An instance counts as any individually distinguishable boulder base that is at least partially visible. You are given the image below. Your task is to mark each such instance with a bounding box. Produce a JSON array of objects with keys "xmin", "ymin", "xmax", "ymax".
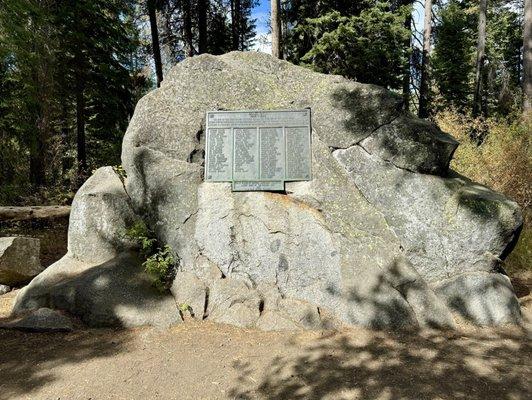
[{"xmin": 0, "ymin": 308, "xmax": 73, "ymax": 332}]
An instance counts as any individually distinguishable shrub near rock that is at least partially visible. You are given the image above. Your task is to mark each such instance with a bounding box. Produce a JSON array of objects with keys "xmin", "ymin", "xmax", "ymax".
[{"xmin": 13, "ymin": 52, "xmax": 523, "ymax": 330}]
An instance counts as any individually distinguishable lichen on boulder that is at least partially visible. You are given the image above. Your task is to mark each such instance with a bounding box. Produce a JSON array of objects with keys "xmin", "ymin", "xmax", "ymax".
[{"xmin": 13, "ymin": 52, "xmax": 523, "ymax": 329}]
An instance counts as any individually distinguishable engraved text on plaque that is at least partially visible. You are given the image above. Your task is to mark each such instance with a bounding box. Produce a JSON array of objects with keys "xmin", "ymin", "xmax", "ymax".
[{"xmin": 205, "ymin": 109, "xmax": 312, "ymax": 191}]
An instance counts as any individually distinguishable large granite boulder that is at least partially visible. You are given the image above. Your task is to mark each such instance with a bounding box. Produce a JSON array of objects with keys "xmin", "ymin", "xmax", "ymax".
[
  {"xmin": 14, "ymin": 52, "xmax": 523, "ymax": 329},
  {"xmin": 0, "ymin": 237, "xmax": 43, "ymax": 286},
  {"xmin": 13, "ymin": 167, "xmax": 180, "ymax": 328}
]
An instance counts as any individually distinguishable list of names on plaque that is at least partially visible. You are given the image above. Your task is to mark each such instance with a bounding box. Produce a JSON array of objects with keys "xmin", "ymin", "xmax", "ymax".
[
  {"xmin": 206, "ymin": 128, "xmax": 232, "ymax": 181},
  {"xmin": 286, "ymin": 126, "xmax": 311, "ymax": 181},
  {"xmin": 259, "ymin": 127, "xmax": 284, "ymax": 180},
  {"xmin": 233, "ymin": 128, "xmax": 258, "ymax": 180},
  {"xmin": 205, "ymin": 109, "xmax": 312, "ymax": 190}
]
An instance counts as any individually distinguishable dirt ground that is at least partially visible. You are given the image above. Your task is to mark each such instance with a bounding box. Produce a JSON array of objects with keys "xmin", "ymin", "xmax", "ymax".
[{"xmin": 0, "ymin": 290, "xmax": 531, "ymax": 400}]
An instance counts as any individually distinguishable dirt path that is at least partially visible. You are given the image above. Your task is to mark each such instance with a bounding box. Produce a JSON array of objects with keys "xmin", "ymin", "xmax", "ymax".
[
  {"xmin": 0, "ymin": 322, "xmax": 530, "ymax": 400},
  {"xmin": 1, "ymin": 290, "xmax": 531, "ymax": 400}
]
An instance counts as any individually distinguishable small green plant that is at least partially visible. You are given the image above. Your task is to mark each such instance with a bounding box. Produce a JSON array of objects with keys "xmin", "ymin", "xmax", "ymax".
[
  {"xmin": 143, "ymin": 245, "xmax": 177, "ymax": 292},
  {"xmin": 125, "ymin": 220, "xmax": 156, "ymax": 256},
  {"xmin": 112, "ymin": 164, "xmax": 127, "ymax": 180},
  {"xmin": 125, "ymin": 220, "xmax": 178, "ymax": 291},
  {"xmin": 112, "ymin": 165, "xmax": 131, "ymax": 202}
]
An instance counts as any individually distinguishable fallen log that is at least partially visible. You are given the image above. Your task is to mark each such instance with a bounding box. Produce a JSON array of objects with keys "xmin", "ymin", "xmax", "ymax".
[{"xmin": 0, "ymin": 206, "xmax": 71, "ymax": 222}]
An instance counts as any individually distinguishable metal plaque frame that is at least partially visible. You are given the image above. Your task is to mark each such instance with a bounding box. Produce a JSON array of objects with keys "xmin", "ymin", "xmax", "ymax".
[{"xmin": 204, "ymin": 109, "xmax": 312, "ymax": 191}]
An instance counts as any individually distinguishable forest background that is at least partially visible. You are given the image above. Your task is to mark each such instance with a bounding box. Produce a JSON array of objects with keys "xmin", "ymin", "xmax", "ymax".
[{"xmin": 0, "ymin": 0, "xmax": 530, "ymax": 274}]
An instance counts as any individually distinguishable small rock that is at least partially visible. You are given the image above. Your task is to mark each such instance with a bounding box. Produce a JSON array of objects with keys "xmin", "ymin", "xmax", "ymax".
[
  {"xmin": 434, "ymin": 272, "xmax": 521, "ymax": 325},
  {"xmin": 207, "ymin": 278, "xmax": 261, "ymax": 327},
  {"xmin": 171, "ymin": 271, "xmax": 206, "ymax": 319},
  {"xmin": 277, "ymin": 298, "xmax": 321, "ymax": 329},
  {"xmin": 0, "ymin": 237, "xmax": 43, "ymax": 286},
  {"xmin": 0, "ymin": 284, "xmax": 11, "ymax": 295},
  {"xmin": 0, "ymin": 308, "xmax": 73, "ymax": 332}
]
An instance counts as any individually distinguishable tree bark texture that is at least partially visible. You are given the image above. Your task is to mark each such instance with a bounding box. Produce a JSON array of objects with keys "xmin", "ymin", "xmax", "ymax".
[
  {"xmin": 524, "ymin": 0, "xmax": 532, "ymax": 111},
  {"xmin": 198, "ymin": 0, "xmax": 208, "ymax": 54},
  {"xmin": 148, "ymin": 0, "xmax": 164, "ymax": 86},
  {"xmin": 418, "ymin": 0, "xmax": 433, "ymax": 118},
  {"xmin": 473, "ymin": 0, "xmax": 487, "ymax": 117},
  {"xmin": 271, "ymin": 0, "xmax": 283, "ymax": 58}
]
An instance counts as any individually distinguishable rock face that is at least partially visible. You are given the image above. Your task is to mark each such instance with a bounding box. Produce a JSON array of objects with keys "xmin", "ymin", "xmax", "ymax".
[
  {"xmin": 0, "ymin": 237, "xmax": 42, "ymax": 286},
  {"xmin": 13, "ymin": 168, "xmax": 180, "ymax": 328},
  {"xmin": 14, "ymin": 52, "xmax": 523, "ymax": 329}
]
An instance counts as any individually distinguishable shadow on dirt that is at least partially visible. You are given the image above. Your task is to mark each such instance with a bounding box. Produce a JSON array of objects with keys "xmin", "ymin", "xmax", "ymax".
[
  {"xmin": 230, "ymin": 327, "xmax": 531, "ymax": 400},
  {"xmin": 0, "ymin": 328, "xmax": 131, "ymax": 400}
]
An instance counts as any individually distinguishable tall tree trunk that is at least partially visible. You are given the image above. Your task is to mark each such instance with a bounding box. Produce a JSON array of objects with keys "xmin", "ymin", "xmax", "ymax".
[
  {"xmin": 402, "ymin": 0, "xmax": 413, "ymax": 111},
  {"xmin": 271, "ymin": 0, "xmax": 282, "ymax": 58},
  {"xmin": 148, "ymin": 0, "xmax": 163, "ymax": 87},
  {"xmin": 29, "ymin": 24, "xmax": 53, "ymax": 187},
  {"xmin": 524, "ymin": 0, "xmax": 532, "ymax": 112},
  {"xmin": 183, "ymin": 0, "xmax": 194, "ymax": 57},
  {"xmin": 60, "ymin": 100, "xmax": 70, "ymax": 177},
  {"xmin": 231, "ymin": 0, "xmax": 240, "ymax": 50},
  {"xmin": 29, "ymin": 107, "xmax": 47, "ymax": 187},
  {"xmin": 418, "ymin": 0, "xmax": 432, "ymax": 118},
  {"xmin": 473, "ymin": 0, "xmax": 487, "ymax": 117},
  {"xmin": 198, "ymin": 0, "xmax": 208, "ymax": 54},
  {"xmin": 75, "ymin": 68, "xmax": 86, "ymax": 181}
]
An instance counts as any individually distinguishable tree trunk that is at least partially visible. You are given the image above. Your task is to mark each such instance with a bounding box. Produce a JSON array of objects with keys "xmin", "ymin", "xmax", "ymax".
[
  {"xmin": 148, "ymin": 0, "xmax": 163, "ymax": 87},
  {"xmin": 271, "ymin": 0, "xmax": 282, "ymax": 58},
  {"xmin": 524, "ymin": 0, "xmax": 532, "ymax": 111},
  {"xmin": 183, "ymin": 0, "xmax": 194, "ymax": 57},
  {"xmin": 29, "ymin": 124, "xmax": 46, "ymax": 187},
  {"xmin": 231, "ymin": 0, "xmax": 240, "ymax": 50},
  {"xmin": 75, "ymin": 68, "xmax": 86, "ymax": 180},
  {"xmin": 29, "ymin": 34, "xmax": 52, "ymax": 187},
  {"xmin": 402, "ymin": 0, "xmax": 413, "ymax": 111},
  {"xmin": 0, "ymin": 206, "xmax": 71, "ymax": 222},
  {"xmin": 29, "ymin": 72, "xmax": 48, "ymax": 187},
  {"xmin": 418, "ymin": 0, "xmax": 432, "ymax": 118},
  {"xmin": 473, "ymin": 0, "xmax": 487, "ymax": 117},
  {"xmin": 198, "ymin": 0, "xmax": 208, "ymax": 54}
]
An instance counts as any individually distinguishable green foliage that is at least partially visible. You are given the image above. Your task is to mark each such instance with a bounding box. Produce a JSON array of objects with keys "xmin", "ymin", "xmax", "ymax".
[
  {"xmin": 437, "ymin": 111, "xmax": 531, "ymax": 274},
  {"xmin": 143, "ymin": 245, "xmax": 177, "ymax": 292},
  {"xmin": 284, "ymin": 1, "xmax": 410, "ymax": 90},
  {"xmin": 159, "ymin": 0, "xmax": 258, "ymax": 58},
  {"xmin": 205, "ymin": 0, "xmax": 233, "ymax": 54},
  {"xmin": 485, "ymin": 0, "xmax": 524, "ymax": 115},
  {"xmin": 0, "ymin": 0, "xmax": 150, "ymax": 201},
  {"xmin": 125, "ymin": 220, "xmax": 178, "ymax": 291},
  {"xmin": 112, "ymin": 164, "xmax": 127, "ymax": 178},
  {"xmin": 432, "ymin": 0, "xmax": 476, "ymax": 112},
  {"xmin": 432, "ymin": 0, "xmax": 524, "ymax": 116}
]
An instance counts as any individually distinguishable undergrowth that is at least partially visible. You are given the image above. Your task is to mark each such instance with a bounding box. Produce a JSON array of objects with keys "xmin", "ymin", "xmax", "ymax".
[
  {"xmin": 125, "ymin": 219, "xmax": 178, "ymax": 291},
  {"xmin": 436, "ymin": 111, "xmax": 531, "ymax": 275}
]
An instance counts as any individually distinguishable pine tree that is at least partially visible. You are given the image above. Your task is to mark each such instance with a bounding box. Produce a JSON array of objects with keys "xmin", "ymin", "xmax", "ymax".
[
  {"xmin": 432, "ymin": 0, "xmax": 476, "ymax": 112},
  {"xmin": 283, "ymin": 2, "xmax": 410, "ymax": 90},
  {"xmin": 148, "ymin": 0, "xmax": 164, "ymax": 86},
  {"xmin": 0, "ymin": 0, "xmax": 57, "ymax": 187}
]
